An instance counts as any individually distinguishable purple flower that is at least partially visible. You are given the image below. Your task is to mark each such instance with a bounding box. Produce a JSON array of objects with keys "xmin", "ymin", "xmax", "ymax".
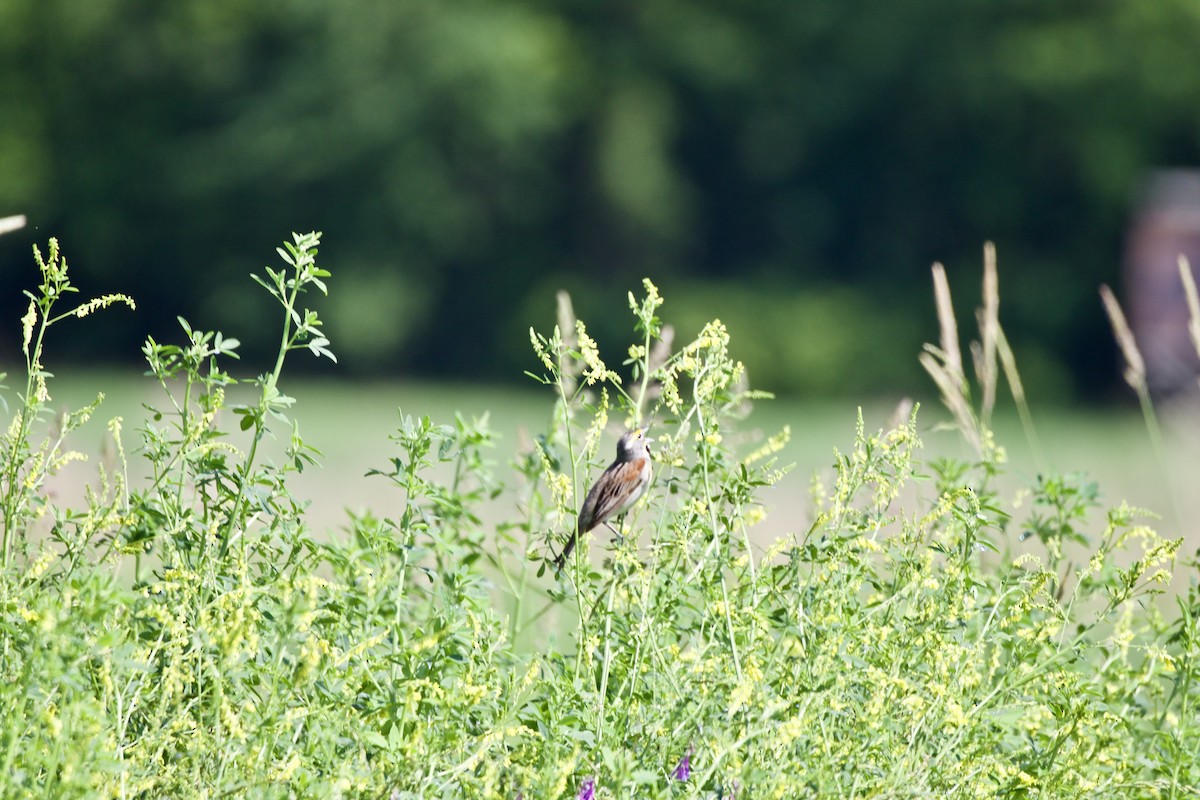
[
  {"xmin": 576, "ymin": 777, "xmax": 596, "ymax": 800},
  {"xmin": 671, "ymin": 746, "xmax": 694, "ymax": 781}
]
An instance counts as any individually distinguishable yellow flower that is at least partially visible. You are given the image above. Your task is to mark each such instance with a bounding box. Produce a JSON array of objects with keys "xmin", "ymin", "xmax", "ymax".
[
  {"xmin": 73, "ymin": 293, "xmax": 135, "ymax": 318},
  {"xmin": 728, "ymin": 680, "xmax": 753, "ymax": 717},
  {"xmin": 21, "ymin": 299, "xmax": 36, "ymax": 356},
  {"xmin": 779, "ymin": 716, "xmax": 804, "ymax": 745}
]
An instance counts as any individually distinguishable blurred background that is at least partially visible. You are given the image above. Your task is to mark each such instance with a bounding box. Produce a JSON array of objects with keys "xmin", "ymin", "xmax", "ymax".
[
  {"xmin": 3, "ymin": 1, "xmax": 1200, "ymax": 537},
  {"xmin": 5, "ymin": 0, "xmax": 1200, "ymax": 397}
]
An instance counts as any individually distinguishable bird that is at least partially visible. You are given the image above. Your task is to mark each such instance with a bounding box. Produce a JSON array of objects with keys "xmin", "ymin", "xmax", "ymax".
[{"xmin": 555, "ymin": 428, "xmax": 653, "ymax": 573}]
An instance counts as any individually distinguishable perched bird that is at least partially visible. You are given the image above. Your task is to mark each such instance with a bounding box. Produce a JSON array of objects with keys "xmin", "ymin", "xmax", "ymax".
[{"xmin": 555, "ymin": 428, "xmax": 653, "ymax": 572}]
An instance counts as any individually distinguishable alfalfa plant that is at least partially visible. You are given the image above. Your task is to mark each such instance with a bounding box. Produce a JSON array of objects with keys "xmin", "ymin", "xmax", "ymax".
[
  {"xmin": 0, "ymin": 237, "xmax": 134, "ymax": 570},
  {"xmin": 133, "ymin": 230, "xmax": 333, "ymax": 573}
]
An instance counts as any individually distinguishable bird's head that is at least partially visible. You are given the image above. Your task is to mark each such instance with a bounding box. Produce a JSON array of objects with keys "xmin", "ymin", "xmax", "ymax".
[{"xmin": 617, "ymin": 427, "xmax": 653, "ymax": 459}]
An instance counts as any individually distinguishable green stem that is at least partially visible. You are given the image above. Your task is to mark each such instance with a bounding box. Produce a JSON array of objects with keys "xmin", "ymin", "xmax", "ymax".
[
  {"xmin": 178, "ymin": 370, "xmax": 197, "ymax": 567},
  {"xmin": 1134, "ymin": 383, "xmax": 1181, "ymax": 529},
  {"xmin": 1, "ymin": 312, "xmax": 51, "ymax": 566},
  {"xmin": 694, "ymin": 366, "xmax": 743, "ymax": 684},
  {"xmin": 552, "ymin": 350, "xmax": 588, "ymax": 677},
  {"xmin": 508, "ymin": 472, "xmax": 543, "ymax": 643},
  {"xmin": 0, "ymin": 400, "xmax": 31, "ymax": 565},
  {"xmin": 220, "ymin": 272, "xmax": 296, "ymax": 560},
  {"xmin": 595, "ymin": 571, "xmax": 619, "ymax": 743}
]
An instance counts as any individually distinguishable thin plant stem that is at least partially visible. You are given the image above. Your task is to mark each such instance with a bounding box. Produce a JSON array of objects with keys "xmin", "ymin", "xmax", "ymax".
[{"xmin": 594, "ymin": 571, "xmax": 619, "ymax": 743}]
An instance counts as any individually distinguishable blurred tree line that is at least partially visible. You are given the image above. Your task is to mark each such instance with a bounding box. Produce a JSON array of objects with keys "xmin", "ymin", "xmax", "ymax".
[{"xmin": 2, "ymin": 0, "xmax": 1199, "ymax": 399}]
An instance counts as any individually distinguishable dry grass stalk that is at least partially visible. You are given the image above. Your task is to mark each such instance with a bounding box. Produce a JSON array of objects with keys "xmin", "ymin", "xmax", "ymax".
[
  {"xmin": 994, "ymin": 324, "xmax": 1044, "ymax": 468},
  {"xmin": 932, "ymin": 263, "xmax": 964, "ymax": 379},
  {"xmin": 922, "ymin": 263, "xmax": 981, "ymax": 454},
  {"xmin": 1179, "ymin": 255, "xmax": 1200, "ymax": 367},
  {"xmin": 648, "ymin": 324, "xmax": 675, "ymax": 375},
  {"xmin": 920, "ymin": 348, "xmax": 981, "ymax": 454},
  {"xmin": 886, "ymin": 396, "xmax": 915, "ymax": 431},
  {"xmin": 1099, "ymin": 283, "xmax": 1172, "ymax": 522},
  {"xmin": 977, "ymin": 241, "xmax": 1000, "ymax": 425},
  {"xmin": 556, "ymin": 290, "xmax": 580, "ymax": 393},
  {"xmin": 641, "ymin": 324, "xmax": 675, "ymax": 405},
  {"xmin": 1099, "ymin": 284, "xmax": 1146, "ymax": 392}
]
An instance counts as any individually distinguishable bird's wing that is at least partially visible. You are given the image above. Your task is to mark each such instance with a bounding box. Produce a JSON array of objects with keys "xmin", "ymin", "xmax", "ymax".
[{"xmin": 580, "ymin": 459, "xmax": 646, "ymax": 532}]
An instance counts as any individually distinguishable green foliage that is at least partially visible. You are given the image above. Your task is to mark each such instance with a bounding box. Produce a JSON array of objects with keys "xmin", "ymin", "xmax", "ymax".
[{"xmin": 0, "ymin": 239, "xmax": 1198, "ymax": 797}]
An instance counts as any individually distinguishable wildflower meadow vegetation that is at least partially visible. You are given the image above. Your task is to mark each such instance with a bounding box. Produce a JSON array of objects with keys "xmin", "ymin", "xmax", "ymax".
[{"xmin": 1, "ymin": 233, "xmax": 1199, "ymax": 798}]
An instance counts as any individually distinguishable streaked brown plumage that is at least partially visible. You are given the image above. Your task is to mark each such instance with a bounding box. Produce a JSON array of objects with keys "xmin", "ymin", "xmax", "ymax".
[{"xmin": 555, "ymin": 428, "xmax": 652, "ymax": 572}]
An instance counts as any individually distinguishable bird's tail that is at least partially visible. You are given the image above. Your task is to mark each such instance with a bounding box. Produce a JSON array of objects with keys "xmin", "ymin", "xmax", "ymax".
[{"xmin": 554, "ymin": 530, "xmax": 579, "ymax": 574}]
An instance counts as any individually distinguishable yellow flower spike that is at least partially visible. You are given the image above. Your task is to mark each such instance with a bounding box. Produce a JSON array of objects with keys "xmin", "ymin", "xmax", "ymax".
[
  {"xmin": 73, "ymin": 293, "xmax": 135, "ymax": 318},
  {"xmin": 727, "ymin": 680, "xmax": 753, "ymax": 717}
]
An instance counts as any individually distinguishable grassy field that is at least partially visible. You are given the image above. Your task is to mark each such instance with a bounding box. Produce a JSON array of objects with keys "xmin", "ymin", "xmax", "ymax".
[{"xmin": 45, "ymin": 368, "xmax": 1200, "ymax": 564}]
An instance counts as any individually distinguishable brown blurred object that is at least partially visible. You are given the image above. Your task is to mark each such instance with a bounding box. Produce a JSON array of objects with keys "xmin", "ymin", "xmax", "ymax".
[{"xmin": 1124, "ymin": 170, "xmax": 1200, "ymax": 396}]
